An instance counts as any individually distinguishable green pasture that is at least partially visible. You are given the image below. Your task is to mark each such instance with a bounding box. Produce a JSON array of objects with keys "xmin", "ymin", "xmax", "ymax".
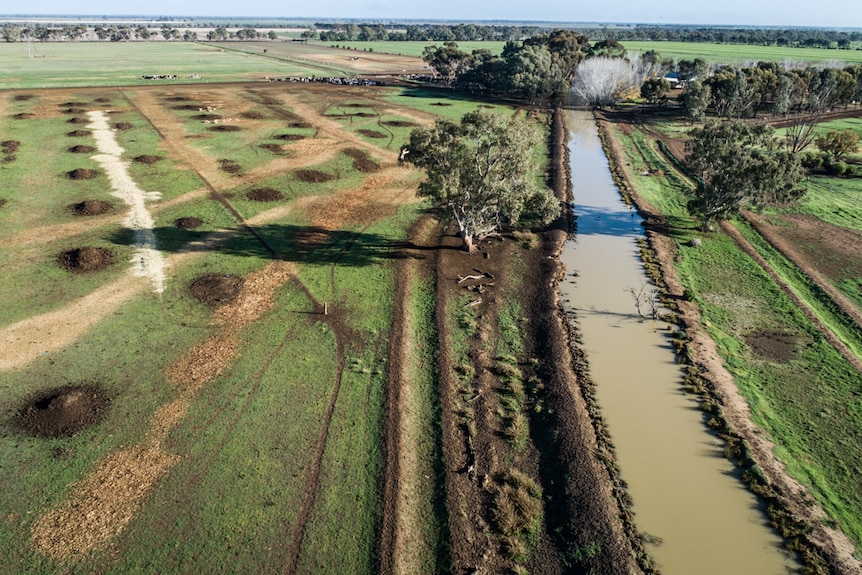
[
  {"xmin": 326, "ymin": 40, "xmax": 508, "ymax": 58},
  {"xmin": 0, "ymin": 42, "xmax": 323, "ymax": 89},
  {"xmin": 623, "ymin": 40, "xmax": 862, "ymax": 65},
  {"xmin": 608, "ymin": 120, "xmax": 862, "ymax": 547}
]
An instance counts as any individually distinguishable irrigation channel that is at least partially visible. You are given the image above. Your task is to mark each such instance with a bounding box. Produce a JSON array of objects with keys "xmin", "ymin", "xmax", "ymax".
[{"xmin": 559, "ymin": 110, "xmax": 799, "ymax": 574}]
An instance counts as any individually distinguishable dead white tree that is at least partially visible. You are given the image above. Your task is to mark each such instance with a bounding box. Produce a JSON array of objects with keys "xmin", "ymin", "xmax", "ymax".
[
  {"xmin": 627, "ymin": 282, "xmax": 660, "ymax": 320},
  {"xmin": 571, "ymin": 57, "xmax": 639, "ymax": 107}
]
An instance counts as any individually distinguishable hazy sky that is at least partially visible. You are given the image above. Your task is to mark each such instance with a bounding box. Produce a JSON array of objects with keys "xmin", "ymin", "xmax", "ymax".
[{"xmin": 5, "ymin": 0, "xmax": 861, "ymax": 28}]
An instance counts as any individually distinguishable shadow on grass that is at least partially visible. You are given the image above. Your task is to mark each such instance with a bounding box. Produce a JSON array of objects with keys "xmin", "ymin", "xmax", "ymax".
[{"xmin": 108, "ymin": 223, "xmax": 455, "ymax": 267}]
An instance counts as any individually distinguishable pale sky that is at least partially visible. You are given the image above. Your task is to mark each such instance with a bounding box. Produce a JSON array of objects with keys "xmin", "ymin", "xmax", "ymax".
[{"xmin": 3, "ymin": 0, "xmax": 861, "ymax": 29}]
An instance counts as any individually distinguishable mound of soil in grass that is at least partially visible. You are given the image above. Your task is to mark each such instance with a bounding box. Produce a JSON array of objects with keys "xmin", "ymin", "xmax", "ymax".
[
  {"xmin": 240, "ymin": 110, "xmax": 268, "ymax": 120},
  {"xmin": 67, "ymin": 130, "xmax": 91, "ymax": 137},
  {"xmin": 14, "ymin": 94, "xmax": 34, "ymax": 101},
  {"xmin": 94, "ymin": 97, "xmax": 111, "ymax": 103},
  {"xmin": 189, "ymin": 273, "xmax": 244, "ymax": 306},
  {"xmin": 133, "ymin": 154, "xmax": 163, "ymax": 165},
  {"xmin": 171, "ymin": 104, "xmax": 201, "ymax": 111},
  {"xmin": 165, "ymin": 96, "xmax": 193, "ymax": 102},
  {"xmin": 294, "ymin": 169, "xmax": 334, "ymax": 183},
  {"xmin": 259, "ymin": 143, "xmax": 285, "ymax": 155},
  {"xmin": 16, "ymin": 385, "xmax": 109, "ymax": 438},
  {"xmin": 744, "ymin": 330, "xmax": 798, "ymax": 362},
  {"xmin": 13, "ymin": 113, "xmax": 35, "ymax": 120},
  {"xmin": 358, "ymin": 129, "xmax": 386, "ymax": 139},
  {"xmin": 67, "ymin": 116, "xmax": 88, "ymax": 124},
  {"xmin": 68, "ymin": 200, "xmax": 113, "ymax": 216},
  {"xmin": 289, "ymin": 121, "xmax": 312, "ymax": 129},
  {"xmin": 192, "ymin": 113, "xmax": 221, "ymax": 121},
  {"xmin": 1, "ymin": 155, "xmax": 15, "ymax": 164},
  {"xmin": 350, "ymin": 112, "xmax": 377, "ymax": 118},
  {"xmin": 63, "ymin": 107, "xmax": 86, "ymax": 115},
  {"xmin": 69, "ymin": 144, "xmax": 96, "ymax": 153},
  {"xmin": 68, "ymin": 168, "xmax": 99, "ymax": 180},
  {"xmin": 2, "ymin": 140, "xmax": 21, "ymax": 153},
  {"xmin": 342, "ymin": 103, "xmax": 369, "ymax": 108},
  {"xmin": 218, "ymin": 159, "xmax": 242, "ymax": 174},
  {"xmin": 382, "ymin": 120, "xmax": 416, "ymax": 128},
  {"xmin": 246, "ymin": 187, "xmax": 284, "ymax": 202},
  {"xmin": 113, "ymin": 122, "xmax": 133, "ymax": 131},
  {"xmin": 0, "ymin": 198, "xmax": 6, "ymax": 208},
  {"xmin": 58, "ymin": 247, "xmax": 115, "ymax": 273},
  {"xmin": 174, "ymin": 216, "xmax": 203, "ymax": 229},
  {"xmin": 343, "ymin": 147, "xmax": 380, "ymax": 173},
  {"xmin": 61, "ymin": 101, "xmax": 88, "ymax": 107},
  {"xmin": 208, "ymin": 124, "xmax": 242, "ymax": 132},
  {"xmin": 274, "ymin": 133, "xmax": 305, "ymax": 141}
]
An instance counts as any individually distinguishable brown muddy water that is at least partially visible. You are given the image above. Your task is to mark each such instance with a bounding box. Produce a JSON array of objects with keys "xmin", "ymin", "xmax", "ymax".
[{"xmin": 559, "ymin": 110, "xmax": 799, "ymax": 574}]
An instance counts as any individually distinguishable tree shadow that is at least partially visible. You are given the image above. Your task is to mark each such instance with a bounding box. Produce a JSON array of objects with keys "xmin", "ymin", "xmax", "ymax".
[{"xmin": 107, "ymin": 223, "xmax": 454, "ymax": 267}]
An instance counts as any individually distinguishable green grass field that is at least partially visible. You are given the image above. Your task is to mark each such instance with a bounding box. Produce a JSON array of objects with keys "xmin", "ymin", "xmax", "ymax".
[
  {"xmin": 320, "ymin": 40, "xmax": 508, "ymax": 58},
  {"xmin": 623, "ymin": 40, "xmax": 862, "ymax": 65}
]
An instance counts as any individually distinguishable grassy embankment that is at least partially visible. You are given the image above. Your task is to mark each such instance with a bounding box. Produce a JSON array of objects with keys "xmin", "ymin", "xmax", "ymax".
[{"xmin": 603, "ymin": 118, "xmax": 862, "ymax": 557}]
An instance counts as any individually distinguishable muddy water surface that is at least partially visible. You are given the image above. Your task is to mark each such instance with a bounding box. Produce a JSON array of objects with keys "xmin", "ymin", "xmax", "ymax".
[{"xmin": 560, "ymin": 110, "xmax": 798, "ymax": 575}]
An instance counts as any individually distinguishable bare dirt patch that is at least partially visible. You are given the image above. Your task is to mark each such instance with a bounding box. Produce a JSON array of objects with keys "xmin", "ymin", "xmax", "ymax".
[
  {"xmin": 171, "ymin": 103, "xmax": 202, "ymax": 111},
  {"xmin": 16, "ymin": 385, "xmax": 109, "ymax": 439},
  {"xmin": 58, "ymin": 247, "xmax": 115, "ymax": 273},
  {"xmin": 189, "ymin": 273, "xmax": 244, "ymax": 306},
  {"xmin": 0, "ymin": 198, "xmax": 6, "ymax": 208},
  {"xmin": 258, "ymin": 143, "xmax": 285, "ymax": 155},
  {"xmin": 67, "ymin": 116, "xmax": 88, "ymax": 124},
  {"xmin": 240, "ymin": 110, "xmax": 269, "ymax": 120},
  {"xmin": 113, "ymin": 122, "xmax": 133, "ymax": 131},
  {"xmin": 94, "ymin": 97, "xmax": 111, "ymax": 104},
  {"xmin": 69, "ymin": 144, "xmax": 96, "ymax": 153},
  {"xmin": 68, "ymin": 200, "xmax": 113, "ymax": 216},
  {"xmin": 208, "ymin": 124, "xmax": 242, "ymax": 133},
  {"xmin": 132, "ymin": 154, "xmax": 163, "ymax": 165},
  {"xmin": 192, "ymin": 113, "xmax": 221, "ymax": 121},
  {"xmin": 343, "ymin": 147, "xmax": 380, "ymax": 173},
  {"xmin": 274, "ymin": 133, "xmax": 305, "ymax": 141},
  {"xmin": 381, "ymin": 120, "xmax": 416, "ymax": 128},
  {"xmin": 357, "ymin": 129, "xmax": 386, "ymax": 139},
  {"xmin": 294, "ymin": 169, "xmax": 335, "ymax": 183},
  {"xmin": 67, "ymin": 130, "xmax": 91, "ymax": 137},
  {"xmin": 290, "ymin": 121, "xmax": 312, "ymax": 129},
  {"xmin": 63, "ymin": 107, "xmax": 86, "ymax": 115},
  {"xmin": 13, "ymin": 112, "xmax": 35, "ymax": 120},
  {"xmin": 246, "ymin": 187, "xmax": 285, "ymax": 202},
  {"xmin": 744, "ymin": 330, "xmax": 798, "ymax": 362},
  {"xmin": 174, "ymin": 216, "xmax": 203, "ymax": 229},
  {"xmin": 68, "ymin": 168, "xmax": 99, "ymax": 180},
  {"xmin": 14, "ymin": 94, "xmax": 35, "ymax": 101},
  {"xmin": 2, "ymin": 140, "xmax": 20, "ymax": 153}
]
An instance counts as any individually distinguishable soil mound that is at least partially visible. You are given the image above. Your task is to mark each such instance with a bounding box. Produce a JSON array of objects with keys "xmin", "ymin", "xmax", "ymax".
[
  {"xmin": 16, "ymin": 385, "xmax": 109, "ymax": 438},
  {"xmin": 343, "ymin": 148, "xmax": 380, "ymax": 173},
  {"xmin": 0, "ymin": 198, "xmax": 6, "ymax": 208},
  {"xmin": 382, "ymin": 120, "xmax": 416, "ymax": 127},
  {"xmin": 63, "ymin": 108, "xmax": 86, "ymax": 115},
  {"xmin": 68, "ymin": 200, "xmax": 113, "ymax": 216},
  {"xmin": 61, "ymin": 101, "xmax": 88, "ymax": 107},
  {"xmin": 174, "ymin": 217, "xmax": 203, "ymax": 229},
  {"xmin": 744, "ymin": 330, "xmax": 798, "ymax": 362},
  {"xmin": 240, "ymin": 110, "xmax": 268, "ymax": 120},
  {"xmin": 246, "ymin": 187, "xmax": 284, "ymax": 202},
  {"xmin": 259, "ymin": 143, "xmax": 285, "ymax": 155},
  {"xmin": 294, "ymin": 169, "xmax": 335, "ymax": 183},
  {"xmin": 133, "ymin": 154, "xmax": 163, "ymax": 165},
  {"xmin": 113, "ymin": 122, "xmax": 133, "ymax": 131},
  {"xmin": 69, "ymin": 144, "xmax": 96, "ymax": 153},
  {"xmin": 2, "ymin": 140, "xmax": 21, "ymax": 153},
  {"xmin": 218, "ymin": 159, "xmax": 242, "ymax": 174},
  {"xmin": 68, "ymin": 168, "xmax": 99, "ymax": 180},
  {"xmin": 274, "ymin": 133, "xmax": 304, "ymax": 141},
  {"xmin": 342, "ymin": 103, "xmax": 369, "ymax": 108},
  {"xmin": 289, "ymin": 122, "xmax": 312, "ymax": 129},
  {"xmin": 13, "ymin": 113, "xmax": 35, "ymax": 120},
  {"xmin": 192, "ymin": 113, "xmax": 221, "ymax": 121},
  {"xmin": 166, "ymin": 96, "xmax": 193, "ymax": 102},
  {"xmin": 58, "ymin": 247, "xmax": 115, "ymax": 273},
  {"xmin": 13, "ymin": 94, "xmax": 34, "ymax": 101},
  {"xmin": 350, "ymin": 112, "xmax": 377, "ymax": 118},
  {"xmin": 189, "ymin": 273, "xmax": 244, "ymax": 306},
  {"xmin": 67, "ymin": 116, "xmax": 88, "ymax": 124},
  {"xmin": 358, "ymin": 129, "xmax": 386, "ymax": 139},
  {"xmin": 67, "ymin": 130, "xmax": 91, "ymax": 137},
  {"xmin": 208, "ymin": 124, "xmax": 242, "ymax": 132},
  {"xmin": 94, "ymin": 97, "xmax": 111, "ymax": 103}
]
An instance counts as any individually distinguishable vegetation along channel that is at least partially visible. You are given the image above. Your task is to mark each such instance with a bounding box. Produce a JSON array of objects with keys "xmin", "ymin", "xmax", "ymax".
[{"xmin": 559, "ymin": 109, "xmax": 799, "ymax": 574}]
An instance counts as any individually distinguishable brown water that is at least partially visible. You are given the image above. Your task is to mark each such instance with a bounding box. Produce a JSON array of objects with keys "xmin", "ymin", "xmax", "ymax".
[{"xmin": 560, "ymin": 110, "xmax": 798, "ymax": 575}]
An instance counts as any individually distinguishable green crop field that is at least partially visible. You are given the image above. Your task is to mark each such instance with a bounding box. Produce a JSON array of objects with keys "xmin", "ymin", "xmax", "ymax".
[
  {"xmin": 325, "ymin": 40, "xmax": 508, "ymax": 58},
  {"xmin": 623, "ymin": 40, "xmax": 862, "ymax": 65}
]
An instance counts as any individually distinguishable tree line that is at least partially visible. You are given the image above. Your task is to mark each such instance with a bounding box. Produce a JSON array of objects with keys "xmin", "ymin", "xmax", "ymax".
[{"xmin": 0, "ymin": 24, "xmax": 277, "ymax": 43}]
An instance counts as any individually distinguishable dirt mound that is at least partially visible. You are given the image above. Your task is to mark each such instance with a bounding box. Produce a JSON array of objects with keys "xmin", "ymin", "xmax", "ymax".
[
  {"xmin": 358, "ymin": 129, "xmax": 386, "ymax": 139},
  {"xmin": 13, "ymin": 113, "xmax": 35, "ymax": 120},
  {"xmin": 69, "ymin": 144, "xmax": 96, "ymax": 153},
  {"xmin": 208, "ymin": 124, "xmax": 242, "ymax": 132},
  {"xmin": 14, "ymin": 94, "xmax": 34, "ymax": 101},
  {"xmin": 61, "ymin": 101, "xmax": 88, "ymax": 107},
  {"xmin": 133, "ymin": 154, "xmax": 163, "ymax": 165},
  {"xmin": 0, "ymin": 198, "xmax": 6, "ymax": 208},
  {"xmin": 171, "ymin": 104, "xmax": 201, "ymax": 111},
  {"xmin": 382, "ymin": 120, "xmax": 416, "ymax": 128},
  {"xmin": 58, "ymin": 247, "xmax": 115, "ymax": 273},
  {"xmin": 2, "ymin": 140, "xmax": 21, "ymax": 153},
  {"xmin": 259, "ymin": 143, "xmax": 285, "ymax": 155},
  {"xmin": 174, "ymin": 217, "xmax": 203, "ymax": 229},
  {"xmin": 274, "ymin": 133, "xmax": 305, "ymax": 141},
  {"xmin": 342, "ymin": 103, "xmax": 370, "ymax": 108},
  {"xmin": 218, "ymin": 159, "xmax": 242, "ymax": 174},
  {"xmin": 189, "ymin": 273, "xmax": 244, "ymax": 306},
  {"xmin": 113, "ymin": 122, "xmax": 133, "ymax": 131},
  {"xmin": 68, "ymin": 200, "xmax": 113, "ymax": 216},
  {"xmin": 16, "ymin": 385, "xmax": 109, "ymax": 438},
  {"xmin": 68, "ymin": 168, "xmax": 99, "ymax": 180},
  {"xmin": 246, "ymin": 187, "xmax": 284, "ymax": 202},
  {"xmin": 240, "ymin": 110, "xmax": 268, "ymax": 120},
  {"xmin": 63, "ymin": 108, "xmax": 86, "ymax": 115},
  {"xmin": 294, "ymin": 169, "xmax": 335, "ymax": 183},
  {"xmin": 94, "ymin": 97, "xmax": 111, "ymax": 103},
  {"xmin": 192, "ymin": 113, "xmax": 221, "ymax": 121},
  {"xmin": 166, "ymin": 96, "xmax": 193, "ymax": 102},
  {"xmin": 67, "ymin": 130, "xmax": 91, "ymax": 137},
  {"xmin": 343, "ymin": 148, "xmax": 380, "ymax": 173},
  {"xmin": 289, "ymin": 121, "xmax": 312, "ymax": 129},
  {"xmin": 351, "ymin": 112, "xmax": 377, "ymax": 118},
  {"xmin": 744, "ymin": 330, "xmax": 798, "ymax": 362},
  {"xmin": 67, "ymin": 116, "xmax": 88, "ymax": 124}
]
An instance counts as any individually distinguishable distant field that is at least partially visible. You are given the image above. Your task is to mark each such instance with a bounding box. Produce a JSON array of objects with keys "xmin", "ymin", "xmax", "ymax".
[
  {"xmin": 0, "ymin": 42, "xmax": 323, "ymax": 89},
  {"xmin": 623, "ymin": 41, "xmax": 862, "ymax": 65},
  {"xmin": 322, "ymin": 40, "xmax": 508, "ymax": 58}
]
